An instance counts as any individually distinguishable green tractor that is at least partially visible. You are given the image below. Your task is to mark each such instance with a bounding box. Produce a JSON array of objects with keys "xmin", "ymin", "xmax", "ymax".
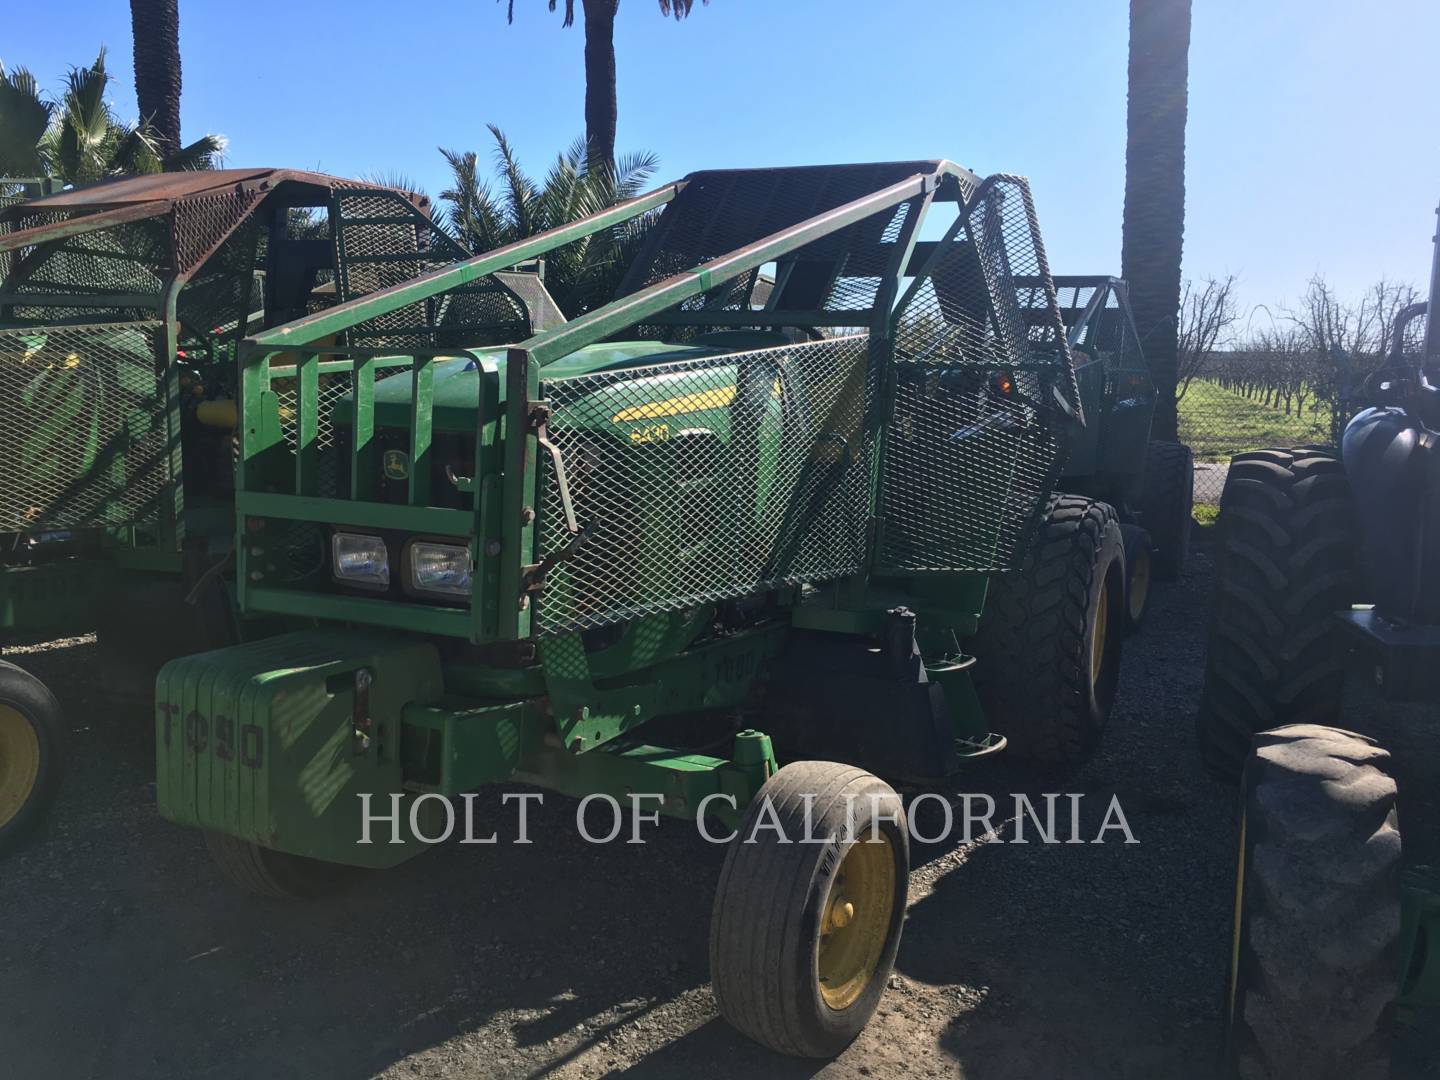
[
  {"xmin": 1197, "ymin": 202, "xmax": 1440, "ymax": 1077},
  {"xmin": 0, "ymin": 168, "xmax": 546, "ymax": 853},
  {"xmin": 3, "ymin": 160, "xmax": 1181, "ymax": 1055}
]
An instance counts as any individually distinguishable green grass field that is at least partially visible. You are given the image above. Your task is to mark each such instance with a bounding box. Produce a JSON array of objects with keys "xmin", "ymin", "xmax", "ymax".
[{"xmin": 1177, "ymin": 379, "xmax": 1333, "ymax": 462}]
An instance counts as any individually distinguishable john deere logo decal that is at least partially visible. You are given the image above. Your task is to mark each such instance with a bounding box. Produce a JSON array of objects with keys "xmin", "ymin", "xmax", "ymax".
[{"xmin": 382, "ymin": 449, "xmax": 410, "ymax": 480}]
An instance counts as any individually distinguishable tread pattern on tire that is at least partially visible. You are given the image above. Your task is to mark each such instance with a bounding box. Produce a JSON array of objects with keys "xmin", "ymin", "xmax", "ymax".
[
  {"xmin": 1196, "ymin": 447, "xmax": 1357, "ymax": 781},
  {"xmin": 710, "ymin": 761, "xmax": 907, "ymax": 1058},
  {"xmin": 1142, "ymin": 439, "xmax": 1194, "ymax": 580},
  {"xmin": 1232, "ymin": 724, "xmax": 1401, "ymax": 1080},
  {"xmin": 970, "ymin": 494, "xmax": 1124, "ymax": 769}
]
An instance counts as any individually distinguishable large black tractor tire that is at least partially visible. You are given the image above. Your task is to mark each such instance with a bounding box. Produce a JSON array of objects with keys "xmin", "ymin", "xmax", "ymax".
[
  {"xmin": 1119, "ymin": 523, "xmax": 1154, "ymax": 633},
  {"xmin": 1227, "ymin": 724, "xmax": 1401, "ymax": 1080},
  {"xmin": 0, "ymin": 661, "xmax": 65, "ymax": 855},
  {"xmin": 204, "ymin": 832, "xmax": 358, "ymax": 900},
  {"xmin": 1141, "ymin": 439, "xmax": 1194, "ymax": 580},
  {"xmin": 710, "ymin": 761, "xmax": 909, "ymax": 1058},
  {"xmin": 1196, "ymin": 448, "xmax": 1357, "ymax": 782},
  {"xmin": 969, "ymin": 494, "xmax": 1127, "ymax": 770}
]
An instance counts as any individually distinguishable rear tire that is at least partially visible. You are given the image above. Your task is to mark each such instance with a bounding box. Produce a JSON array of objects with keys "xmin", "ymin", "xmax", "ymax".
[
  {"xmin": 1227, "ymin": 724, "xmax": 1400, "ymax": 1080},
  {"xmin": 204, "ymin": 832, "xmax": 357, "ymax": 899},
  {"xmin": 710, "ymin": 761, "xmax": 908, "ymax": 1058},
  {"xmin": 1141, "ymin": 440, "xmax": 1194, "ymax": 580},
  {"xmin": 0, "ymin": 661, "xmax": 64, "ymax": 855},
  {"xmin": 970, "ymin": 494, "xmax": 1127, "ymax": 770},
  {"xmin": 1196, "ymin": 447, "xmax": 1357, "ymax": 782}
]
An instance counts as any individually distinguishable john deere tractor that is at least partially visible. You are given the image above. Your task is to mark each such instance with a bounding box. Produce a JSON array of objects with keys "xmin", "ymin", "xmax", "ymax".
[
  {"xmin": 1198, "ymin": 202, "xmax": 1440, "ymax": 1078},
  {"xmin": 3, "ymin": 159, "xmax": 1182, "ymax": 1055},
  {"xmin": 0, "ymin": 168, "xmax": 548, "ymax": 853}
]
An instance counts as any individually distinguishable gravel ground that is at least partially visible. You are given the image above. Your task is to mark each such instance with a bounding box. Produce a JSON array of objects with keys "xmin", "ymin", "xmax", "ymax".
[{"xmin": 3, "ymin": 542, "xmax": 1438, "ymax": 1079}]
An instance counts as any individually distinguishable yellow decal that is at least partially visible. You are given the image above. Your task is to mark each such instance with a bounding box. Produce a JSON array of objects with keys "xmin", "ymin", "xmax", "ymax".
[{"xmin": 612, "ymin": 386, "xmax": 737, "ymax": 423}]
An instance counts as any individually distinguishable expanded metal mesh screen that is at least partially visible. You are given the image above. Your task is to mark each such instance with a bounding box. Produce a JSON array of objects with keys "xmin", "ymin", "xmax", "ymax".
[
  {"xmin": 881, "ymin": 175, "xmax": 1072, "ymax": 572},
  {"xmin": 1, "ymin": 212, "xmax": 168, "ymax": 323},
  {"xmin": 331, "ymin": 190, "xmax": 529, "ymax": 350},
  {"xmin": 0, "ymin": 190, "xmax": 20, "ymax": 280},
  {"xmin": 534, "ymin": 336, "xmax": 872, "ymax": 635},
  {"xmin": 879, "ymin": 363, "xmax": 1061, "ymax": 571},
  {"xmin": 0, "ymin": 322, "xmax": 168, "ymax": 530}
]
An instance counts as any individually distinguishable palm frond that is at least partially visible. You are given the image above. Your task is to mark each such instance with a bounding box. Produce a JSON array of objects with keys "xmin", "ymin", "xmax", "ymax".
[
  {"xmin": 360, "ymin": 168, "xmax": 426, "ymax": 197},
  {"xmin": 0, "ymin": 63, "xmax": 55, "ymax": 175},
  {"xmin": 488, "ymin": 124, "xmax": 538, "ymax": 237},
  {"xmin": 658, "ymin": 0, "xmax": 706, "ymax": 19},
  {"xmin": 163, "ymin": 133, "xmax": 226, "ymax": 172},
  {"xmin": 107, "ymin": 123, "xmax": 163, "ymax": 175},
  {"xmin": 56, "ymin": 53, "xmax": 114, "ymax": 181},
  {"xmin": 438, "ymin": 146, "xmax": 506, "ymax": 253}
]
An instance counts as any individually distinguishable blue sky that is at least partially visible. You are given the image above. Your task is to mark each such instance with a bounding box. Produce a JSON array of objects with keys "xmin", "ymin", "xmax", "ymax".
[{"xmin": 7, "ymin": 0, "xmax": 1438, "ymax": 318}]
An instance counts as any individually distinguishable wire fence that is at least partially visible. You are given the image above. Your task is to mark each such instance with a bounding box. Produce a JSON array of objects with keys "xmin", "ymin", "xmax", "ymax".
[{"xmin": 1177, "ymin": 349, "xmax": 1365, "ymax": 509}]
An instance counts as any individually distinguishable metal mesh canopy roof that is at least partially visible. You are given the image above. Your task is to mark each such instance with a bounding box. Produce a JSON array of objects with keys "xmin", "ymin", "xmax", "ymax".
[{"xmin": 1, "ymin": 168, "xmax": 399, "ymax": 219}]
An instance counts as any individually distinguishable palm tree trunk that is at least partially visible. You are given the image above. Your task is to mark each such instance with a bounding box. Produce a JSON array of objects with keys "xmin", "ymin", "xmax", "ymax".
[
  {"xmin": 1121, "ymin": 0, "xmax": 1191, "ymax": 442},
  {"xmin": 129, "ymin": 0, "xmax": 182, "ymax": 155},
  {"xmin": 581, "ymin": 0, "xmax": 619, "ymax": 172}
]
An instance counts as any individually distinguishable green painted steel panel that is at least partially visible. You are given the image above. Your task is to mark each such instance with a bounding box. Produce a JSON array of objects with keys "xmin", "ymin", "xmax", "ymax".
[{"xmin": 156, "ymin": 630, "xmax": 445, "ymax": 867}]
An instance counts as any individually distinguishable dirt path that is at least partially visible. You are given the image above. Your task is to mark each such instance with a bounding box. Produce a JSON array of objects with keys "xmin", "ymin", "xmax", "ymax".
[{"xmin": 2, "ymin": 546, "xmax": 1436, "ymax": 1079}]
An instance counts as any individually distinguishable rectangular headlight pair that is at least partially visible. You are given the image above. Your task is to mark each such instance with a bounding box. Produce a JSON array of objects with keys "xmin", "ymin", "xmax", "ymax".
[{"xmin": 331, "ymin": 533, "xmax": 472, "ymax": 597}]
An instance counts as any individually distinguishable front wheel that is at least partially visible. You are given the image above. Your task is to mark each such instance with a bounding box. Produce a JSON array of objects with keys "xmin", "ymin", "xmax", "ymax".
[
  {"xmin": 710, "ymin": 762, "xmax": 909, "ymax": 1058},
  {"xmin": 0, "ymin": 661, "xmax": 65, "ymax": 855},
  {"xmin": 1227, "ymin": 724, "xmax": 1401, "ymax": 1079},
  {"xmin": 204, "ymin": 832, "xmax": 358, "ymax": 899}
]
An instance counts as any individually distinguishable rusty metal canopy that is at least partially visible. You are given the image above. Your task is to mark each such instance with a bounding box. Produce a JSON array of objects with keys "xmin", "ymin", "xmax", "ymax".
[{"xmin": 12, "ymin": 168, "xmax": 404, "ymax": 213}]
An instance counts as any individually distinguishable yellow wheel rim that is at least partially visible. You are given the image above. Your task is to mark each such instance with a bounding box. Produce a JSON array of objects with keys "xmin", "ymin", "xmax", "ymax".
[
  {"xmin": 1091, "ymin": 581, "xmax": 1111, "ymax": 686},
  {"xmin": 0, "ymin": 704, "xmax": 41, "ymax": 828},
  {"xmin": 1128, "ymin": 546, "xmax": 1152, "ymax": 623},
  {"xmin": 817, "ymin": 833, "xmax": 897, "ymax": 1011}
]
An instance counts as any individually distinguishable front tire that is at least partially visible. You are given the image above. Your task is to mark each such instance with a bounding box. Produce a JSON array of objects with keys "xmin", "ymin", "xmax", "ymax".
[
  {"xmin": 710, "ymin": 761, "xmax": 909, "ymax": 1058},
  {"xmin": 1227, "ymin": 724, "xmax": 1401, "ymax": 1080},
  {"xmin": 1196, "ymin": 448, "xmax": 1357, "ymax": 782},
  {"xmin": 970, "ymin": 494, "xmax": 1127, "ymax": 770},
  {"xmin": 0, "ymin": 661, "xmax": 65, "ymax": 855},
  {"xmin": 204, "ymin": 832, "xmax": 358, "ymax": 899}
]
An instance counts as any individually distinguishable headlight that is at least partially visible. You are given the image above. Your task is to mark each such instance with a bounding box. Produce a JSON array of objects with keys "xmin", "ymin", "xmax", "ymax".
[
  {"xmin": 408, "ymin": 541, "xmax": 472, "ymax": 597},
  {"xmin": 332, "ymin": 532, "xmax": 390, "ymax": 588}
]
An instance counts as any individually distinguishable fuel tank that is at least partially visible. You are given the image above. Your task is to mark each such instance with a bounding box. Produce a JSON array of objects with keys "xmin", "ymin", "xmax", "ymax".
[{"xmin": 1341, "ymin": 405, "xmax": 1440, "ymax": 621}]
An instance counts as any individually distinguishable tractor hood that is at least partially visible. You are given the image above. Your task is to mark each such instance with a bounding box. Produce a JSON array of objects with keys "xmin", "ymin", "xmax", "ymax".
[{"xmin": 337, "ymin": 332, "xmax": 793, "ymax": 433}]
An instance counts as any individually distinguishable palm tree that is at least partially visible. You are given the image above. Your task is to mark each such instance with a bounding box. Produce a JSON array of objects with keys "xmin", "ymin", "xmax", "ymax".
[
  {"xmin": 499, "ymin": 1, "xmax": 706, "ymax": 171},
  {"xmin": 0, "ymin": 50, "xmax": 223, "ymax": 185},
  {"xmin": 128, "ymin": 0, "xmax": 183, "ymax": 155},
  {"xmin": 438, "ymin": 126, "xmax": 659, "ymax": 314},
  {"xmin": 1120, "ymin": 0, "xmax": 1191, "ymax": 442}
]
